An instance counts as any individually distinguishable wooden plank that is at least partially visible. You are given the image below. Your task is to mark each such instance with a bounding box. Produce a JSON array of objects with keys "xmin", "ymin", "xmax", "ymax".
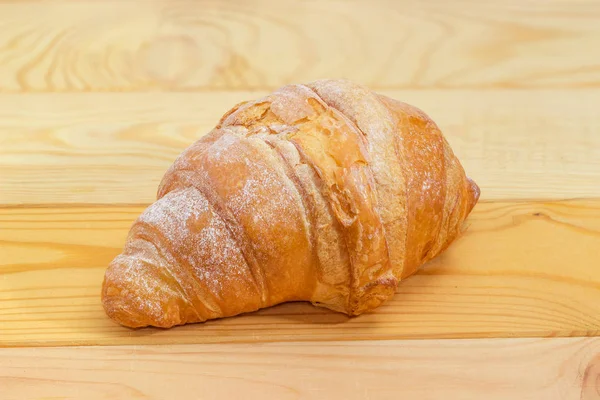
[
  {"xmin": 1, "ymin": 90, "xmax": 599, "ymax": 205},
  {"xmin": 1, "ymin": 338, "xmax": 599, "ymax": 399},
  {"xmin": 0, "ymin": 0, "xmax": 599, "ymax": 91},
  {"xmin": 0, "ymin": 91, "xmax": 254, "ymax": 205},
  {"xmin": 2, "ymin": 200, "xmax": 600, "ymax": 347}
]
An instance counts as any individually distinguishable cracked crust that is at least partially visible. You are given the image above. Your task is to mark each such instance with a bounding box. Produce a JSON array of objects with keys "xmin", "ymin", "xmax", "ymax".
[{"xmin": 101, "ymin": 79, "xmax": 480, "ymax": 328}]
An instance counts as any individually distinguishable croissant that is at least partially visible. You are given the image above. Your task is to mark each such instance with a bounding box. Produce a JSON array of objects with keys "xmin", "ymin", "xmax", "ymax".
[{"xmin": 101, "ymin": 79, "xmax": 480, "ymax": 329}]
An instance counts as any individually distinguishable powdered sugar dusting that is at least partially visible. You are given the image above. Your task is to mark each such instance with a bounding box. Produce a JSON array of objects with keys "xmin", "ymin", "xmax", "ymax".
[
  {"xmin": 106, "ymin": 183, "xmax": 263, "ymax": 322},
  {"xmin": 227, "ymin": 155, "xmax": 298, "ymax": 258},
  {"xmin": 141, "ymin": 186, "xmax": 256, "ymax": 297},
  {"xmin": 139, "ymin": 187, "xmax": 208, "ymax": 246},
  {"xmin": 206, "ymin": 131, "xmax": 239, "ymax": 161},
  {"xmin": 206, "ymin": 134, "xmax": 305, "ymax": 257},
  {"xmin": 194, "ymin": 211, "xmax": 249, "ymax": 297},
  {"xmin": 106, "ymin": 237, "xmax": 186, "ymax": 325}
]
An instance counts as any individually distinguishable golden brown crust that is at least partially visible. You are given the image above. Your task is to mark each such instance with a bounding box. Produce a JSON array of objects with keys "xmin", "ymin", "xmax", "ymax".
[{"xmin": 101, "ymin": 79, "xmax": 480, "ymax": 328}]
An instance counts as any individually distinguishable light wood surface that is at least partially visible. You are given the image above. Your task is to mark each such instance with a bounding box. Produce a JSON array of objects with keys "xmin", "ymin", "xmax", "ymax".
[
  {"xmin": 2, "ymin": 199, "xmax": 600, "ymax": 347},
  {"xmin": 1, "ymin": 90, "xmax": 599, "ymax": 205},
  {"xmin": 2, "ymin": 337, "xmax": 600, "ymax": 400},
  {"xmin": 0, "ymin": 0, "xmax": 599, "ymax": 91},
  {"xmin": 1, "ymin": 0, "xmax": 600, "ymax": 398}
]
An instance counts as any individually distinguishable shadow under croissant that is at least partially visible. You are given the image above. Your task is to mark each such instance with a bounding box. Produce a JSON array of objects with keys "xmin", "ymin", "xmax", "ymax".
[
  {"xmin": 113, "ymin": 255, "xmax": 460, "ymax": 337},
  {"xmin": 117, "ymin": 303, "xmax": 351, "ymax": 335}
]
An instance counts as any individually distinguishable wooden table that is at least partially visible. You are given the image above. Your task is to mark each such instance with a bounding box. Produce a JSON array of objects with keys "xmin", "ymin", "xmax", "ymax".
[{"xmin": 1, "ymin": 1, "xmax": 599, "ymax": 398}]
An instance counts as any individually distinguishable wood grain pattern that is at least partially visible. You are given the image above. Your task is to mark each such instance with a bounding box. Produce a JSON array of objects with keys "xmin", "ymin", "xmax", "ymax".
[
  {"xmin": 1, "ymin": 90, "xmax": 599, "ymax": 205},
  {"xmin": 2, "ymin": 200, "xmax": 600, "ymax": 347},
  {"xmin": 0, "ymin": 0, "xmax": 599, "ymax": 91},
  {"xmin": 1, "ymin": 337, "xmax": 600, "ymax": 400},
  {"xmin": 1, "ymin": 0, "xmax": 599, "ymax": 396}
]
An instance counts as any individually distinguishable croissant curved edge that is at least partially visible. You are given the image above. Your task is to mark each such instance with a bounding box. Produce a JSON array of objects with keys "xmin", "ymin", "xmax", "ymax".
[{"xmin": 101, "ymin": 79, "xmax": 480, "ymax": 329}]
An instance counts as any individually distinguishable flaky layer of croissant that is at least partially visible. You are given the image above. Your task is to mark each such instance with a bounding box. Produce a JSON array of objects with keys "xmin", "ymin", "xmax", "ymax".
[{"xmin": 101, "ymin": 79, "xmax": 480, "ymax": 329}]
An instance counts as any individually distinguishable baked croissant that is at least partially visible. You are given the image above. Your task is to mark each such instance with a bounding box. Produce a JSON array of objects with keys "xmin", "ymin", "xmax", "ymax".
[{"xmin": 101, "ymin": 79, "xmax": 480, "ymax": 329}]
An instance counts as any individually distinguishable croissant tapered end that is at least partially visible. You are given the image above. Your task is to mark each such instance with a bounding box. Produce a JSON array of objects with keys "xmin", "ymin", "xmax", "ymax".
[
  {"xmin": 467, "ymin": 177, "xmax": 481, "ymax": 214},
  {"xmin": 101, "ymin": 255, "xmax": 199, "ymax": 329},
  {"xmin": 102, "ymin": 187, "xmax": 269, "ymax": 329}
]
